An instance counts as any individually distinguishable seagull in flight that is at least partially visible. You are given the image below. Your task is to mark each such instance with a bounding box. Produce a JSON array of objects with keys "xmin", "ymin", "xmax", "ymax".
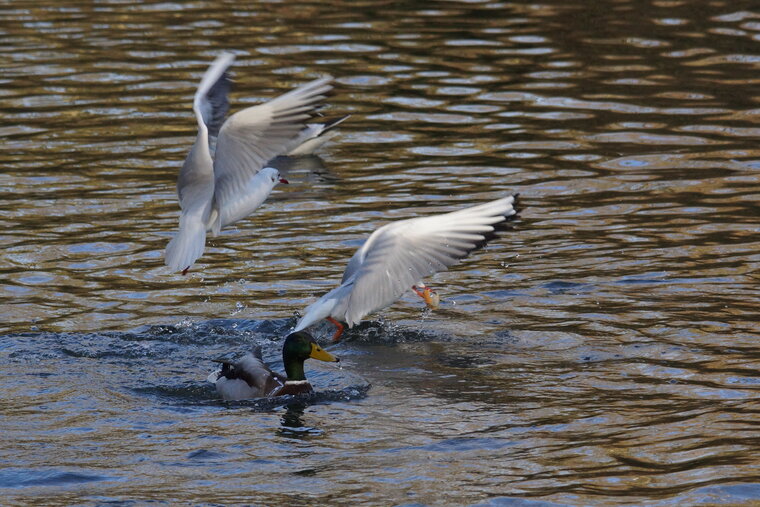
[
  {"xmin": 165, "ymin": 52, "xmax": 334, "ymax": 274},
  {"xmin": 292, "ymin": 195, "xmax": 520, "ymax": 341}
]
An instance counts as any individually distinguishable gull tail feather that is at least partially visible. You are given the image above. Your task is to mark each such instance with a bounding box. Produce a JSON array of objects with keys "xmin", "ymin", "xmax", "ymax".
[{"xmin": 165, "ymin": 218, "xmax": 206, "ymax": 273}]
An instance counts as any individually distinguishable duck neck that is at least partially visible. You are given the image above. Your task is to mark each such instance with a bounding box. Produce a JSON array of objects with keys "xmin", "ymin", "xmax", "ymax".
[{"xmin": 284, "ymin": 356, "xmax": 307, "ymax": 381}]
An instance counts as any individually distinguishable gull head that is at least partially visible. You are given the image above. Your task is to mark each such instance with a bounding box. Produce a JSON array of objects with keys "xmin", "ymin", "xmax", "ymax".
[
  {"xmin": 415, "ymin": 282, "xmax": 441, "ymax": 310},
  {"xmin": 261, "ymin": 166, "xmax": 289, "ymax": 185},
  {"xmin": 422, "ymin": 287, "xmax": 440, "ymax": 309}
]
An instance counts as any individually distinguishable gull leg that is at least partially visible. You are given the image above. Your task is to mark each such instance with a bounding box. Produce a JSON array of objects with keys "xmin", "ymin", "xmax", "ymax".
[
  {"xmin": 182, "ymin": 267, "xmax": 190, "ymax": 276},
  {"xmin": 326, "ymin": 317, "xmax": 345, "ymax": 343},
  {"xmin": 411, "ymin": 285, "xmax": 427, "ymax": 298}
]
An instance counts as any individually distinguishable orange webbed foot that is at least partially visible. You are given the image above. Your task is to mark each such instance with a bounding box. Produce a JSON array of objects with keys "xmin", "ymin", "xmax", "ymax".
[{"xmin": 412, "ymin": 284, "xmax": 440, "ymax": 310}]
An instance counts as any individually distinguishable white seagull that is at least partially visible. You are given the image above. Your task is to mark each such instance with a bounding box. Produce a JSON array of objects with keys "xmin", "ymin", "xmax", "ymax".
[
  {"xmin": 165, "ymin": 52, "xmax": 334, "ymax": 274},
  {"xmin": 292, "ymin": 195, "xmax": 520, "ymax": 341}
]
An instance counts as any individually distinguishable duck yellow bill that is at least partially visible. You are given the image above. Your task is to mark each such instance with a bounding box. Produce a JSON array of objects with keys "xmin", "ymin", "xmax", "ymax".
[{"xmin": 310, "ymin": 342, "xmax": 339, "ymax": 362}]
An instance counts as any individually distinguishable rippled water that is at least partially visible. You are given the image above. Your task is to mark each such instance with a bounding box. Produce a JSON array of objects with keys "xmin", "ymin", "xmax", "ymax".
[{"xmin": 2, "ymin": 0, "xmax": 759, "ymax": 505}]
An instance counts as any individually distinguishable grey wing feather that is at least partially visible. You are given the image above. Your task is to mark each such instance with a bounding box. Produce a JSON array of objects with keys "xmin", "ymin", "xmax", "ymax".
[
  {"xmin": 285, "ymin": 114, "xmax": 351, "ymax": 156},
  {"xmin": 341, "ymin": 240, "xmax": 367, "ymax": 284},
  {"xmin": 235, "ymin": 348, "xmax": 280, "ymax": 390},
  {"xmin": 214, "ymin": 77, "xmax": 333, "ymax": 191},
  {"xmin": 192, "ymin": 52, "xmax": 235, "ymax": 136},
  {"xmin": 202, "ymin": 71, "xmax": 231, "ymax": 138},
  {"xmin": 212, "ymin": 76, "xmax": 333, "ymax": 229}
]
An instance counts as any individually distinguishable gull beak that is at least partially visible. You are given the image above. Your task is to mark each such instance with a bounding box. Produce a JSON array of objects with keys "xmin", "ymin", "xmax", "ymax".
[
  {"xmin": 310, "ymin": 342, "xmax": 339, "ymax": 362},
  {"xmin": 279, "ymin": 177, "xmax": 289, "ymax": 184}
]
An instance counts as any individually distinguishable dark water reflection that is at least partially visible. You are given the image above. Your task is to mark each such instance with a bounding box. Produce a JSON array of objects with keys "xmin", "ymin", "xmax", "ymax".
[{"xmin": 1, "ymin": 0, "xmax": 759, "ymax": 505}]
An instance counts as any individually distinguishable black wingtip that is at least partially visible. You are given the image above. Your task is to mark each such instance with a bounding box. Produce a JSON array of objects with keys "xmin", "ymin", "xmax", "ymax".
[
  {"xmin": 512, "ymin": 193, "xmax": 522, "ymax": 215},
  {"xmin": 469, "ymin": 194, "xmax": 522, "ymax": 253},
  {"xmin": 318, "ymin": 114, "xmax": 351, "ymax": 133}
]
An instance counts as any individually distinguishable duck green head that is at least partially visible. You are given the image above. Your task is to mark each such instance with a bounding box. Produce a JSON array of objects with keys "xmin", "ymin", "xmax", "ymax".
[{"xmin": 283, "ymin": 331, "xmax": 339, "ymax": 381}]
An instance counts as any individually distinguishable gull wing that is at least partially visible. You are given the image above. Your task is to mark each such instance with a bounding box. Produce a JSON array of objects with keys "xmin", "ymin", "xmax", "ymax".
[
  {"xmin": 285, "ymin": 114, "xmax": 351, "ymax": 156},
  {"xmin": 341, "ymin": 195, "xmax": 519, "ymax": 326},
  {"xmin": 211, "ymin": 76, "xmax": 333, "ymax": 233},
  {"xmin": 167, "ymin": 53, "xmax": 234, "ymax": 272},
  {"xmin": 178, "ymin": 52, "xmax": 235, "ymax": 204},
  {"xmin": 192, "ymin": 52, "xmax": 234, "ymax": 138}
]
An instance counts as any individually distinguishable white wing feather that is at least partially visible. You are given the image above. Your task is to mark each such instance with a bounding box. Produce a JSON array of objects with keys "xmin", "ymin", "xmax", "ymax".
[
  {"xmin": 211, "ymin": 77, "xmax": 333, "ymax": 234},
  {"xmin": 343, "ymin": 196, "xmax": 518, "ymax": 326}
]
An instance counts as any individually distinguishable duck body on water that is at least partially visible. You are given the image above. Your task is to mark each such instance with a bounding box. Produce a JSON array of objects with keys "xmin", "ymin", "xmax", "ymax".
[{"xmin": 208, "ymin": 331, "xmax": 339, "ymax": 401}]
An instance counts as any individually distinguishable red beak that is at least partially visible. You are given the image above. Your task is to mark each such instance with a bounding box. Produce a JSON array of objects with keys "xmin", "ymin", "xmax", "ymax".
[{"xmin": 279, "ymin": 177, "xmax": 289, "ymax": 184}]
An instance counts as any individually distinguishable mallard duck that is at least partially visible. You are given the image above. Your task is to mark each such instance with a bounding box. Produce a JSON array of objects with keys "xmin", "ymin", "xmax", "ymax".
[
  {"xmin": 292, "ymin": 195, "xmax": 520, "ymax": 342},
  {"xmin": 208, "ymin": 331, "xmax": 339, "ymax": 401},
  {"xmin": 165, "ymin": 52, "xmax": 334, "ymax": 274}
]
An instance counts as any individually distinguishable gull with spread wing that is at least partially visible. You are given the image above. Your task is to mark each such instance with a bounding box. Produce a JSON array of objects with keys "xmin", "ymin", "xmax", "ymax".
[
  {"xmin": 165, "ymin": 52, "xmax": 334, "ymax": 274},
  {"xmin": 292, "ymin": 195, "xmax": 520, "ymax": 341}
]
